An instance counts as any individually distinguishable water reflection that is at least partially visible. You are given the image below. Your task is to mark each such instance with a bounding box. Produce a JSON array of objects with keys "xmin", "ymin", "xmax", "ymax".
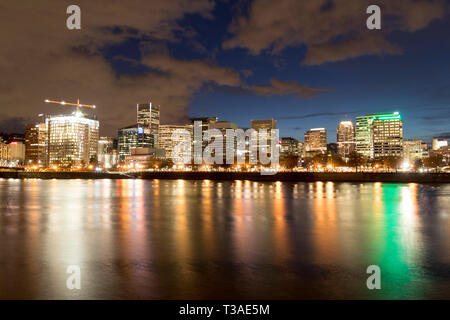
[{"xmin": 0, "ymin": 179, "xmax": 449, "ymax": 299}]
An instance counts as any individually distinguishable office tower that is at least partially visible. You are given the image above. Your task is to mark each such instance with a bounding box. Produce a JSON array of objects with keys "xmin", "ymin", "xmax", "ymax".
[
  {"xmin": 280, "ymin": 137, "xmax": 299, "ymax": 157},
  {"xmin": 25, "ymin": 123, "xmax": 48, "ymax": 166},
  {"xmin": 356, "ymin": 115, "xmax": 373, "ymax": 158},
  {"xmin": 117, "ymin": 125, "xmax": 153, "ymax": 162},
  {"xmin": 47, "ymin": 113, "xmax": 99, "ymax": 167},
  {"xmin": 6, "ymin": 141, "xmax": 25, "ymax": 164},
  {"xmin": 297, "ymin": 141, "xmax": 304, "ymax": 158},
  {"xmin": 137, "ymin": 102, "xmax": 160, "ymax": 147},
  {"xmin": 403, "ymin": 140, "xmax": 423, "ymax": 162},
  {"xmin": 304, "ymin": 128, "xmax": 327, "ymax": 156},
  {"xmin": 208, "ymin": 121, "xmax": 239, "ymax": 163},
  {"xmin": 190, "ymin": 117, "xmax": 218, "ymax": 159},
  {"xmin": 371, "ymin": 112, "xmax": 403, "ymax": 158},
  {"xmin": 356, "ymin": 112, "xmax": 403, "ymax": 159},
  {"xmin": 98, "ymin": 137, "xmax": 118, "ymax": 169},
  {"xmin": 432, "ymin": 138, "xmax": 448, "ymax": 150},
  {"xmin": 158, "ymin": 124, "xmax": 193, "ymax": 160},
  {"xmin": 337, "ymin": 120, "xmax": 355, "ymax": 161},
  {"xmin": 251, "ymin": 119, "xmax": 277, "ymax": 157},
  {"xmin": 0, "ymin": 138, "xmax": 7, "ymax": 162},
  {"xmin": 190, "ymin": 117, "xmax": 218, "ymax": 135}
]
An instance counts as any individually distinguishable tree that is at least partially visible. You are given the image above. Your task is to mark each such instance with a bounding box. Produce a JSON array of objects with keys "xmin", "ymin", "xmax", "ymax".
[
  {"xmin": 311, "ymin": 153, "xmax": 328, "ymax": 167},
  {"xmin": 423, "ymin": 154, "xmax": 444, "ymax": 172},
  {"xmin": 280, "ymin": 155, "xmax": 300, "ymax": 170},
  {"xmin": 383, "ymin": 156, "xmax": 402, "ymax": 172},
  {"xmin": 327, "ymin": 153, "xmax": 346, "ymax": 167},
  {"xmin": 348, "ymin": 151, "xmax": 365, "ymax": 172}
]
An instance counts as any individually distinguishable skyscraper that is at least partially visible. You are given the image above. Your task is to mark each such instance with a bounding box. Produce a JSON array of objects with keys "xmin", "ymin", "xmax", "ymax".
[
  {"xmin": 117, "ymin": 125, "xmax": 153, "ymax": 163},
  {"xmin": 356, "ymin": 115, "xmax": 373, "ymax": 158},
  {"xmin": 304, "ymin": 128, "xmax": 327, "ymax": 157},
  {"xmin": 25, "ymin": 123, "xmax": 48, "ymax": 166},
  {"xmin": 371, "ymin": 112, "xmax": 403, "ymax": 159},
  {"xmin": 137, "ymin": 102, "xmax": 160, "ymax": 147},
  {"xmin": 356, "ymin": 112, "xmax": 403, "ymax": 159},
  {"xmin": 337, "ymin": 120, "xmax": 355, "ymax": 161},
  {"xmin": 158, "ymin": 124, "xmax": 193, "ymax": 161},
  {"xmin": 432, "ymin": 138, "xmax": 448, "ymax": 150},
  {"xmin": 98, "ymin": 137, "xmax": 118, "ymax": 169},
  {"xmin": 280, "ymin": 137, "xmax": 299, "ymax": 157},
  {"xmin": 190, "ymin": 117, "xmax": 218, "ymax": 159},
  {"xmin": 251, "ymin": 119, "xmax": 277, "ymax": 159},
  {"xmin": 47, "ymin": 113, "xmax": 99, "ymax": 166}
]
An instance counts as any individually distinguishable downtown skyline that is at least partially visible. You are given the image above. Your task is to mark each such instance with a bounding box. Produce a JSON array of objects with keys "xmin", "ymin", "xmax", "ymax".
[{"xmin": 1, "ymin": 0, "xmax": 450, "ymax": 142}]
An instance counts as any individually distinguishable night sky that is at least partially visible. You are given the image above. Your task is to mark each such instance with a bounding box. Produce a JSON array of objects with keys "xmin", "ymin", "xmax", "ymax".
[{"xmin": 1, "ymin": 0, "xmax": 449, "ymax": 142}]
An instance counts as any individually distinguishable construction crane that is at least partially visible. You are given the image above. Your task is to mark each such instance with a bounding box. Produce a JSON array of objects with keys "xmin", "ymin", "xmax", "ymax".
[{"xmin": 44, "ymin": 98, "xmax": 96, "ymax": 113}]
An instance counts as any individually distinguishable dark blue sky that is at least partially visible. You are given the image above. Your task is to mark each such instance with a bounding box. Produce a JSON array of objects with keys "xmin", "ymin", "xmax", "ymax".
[{"xmin": 102, "ymin": 1, "xmax": 450, "ymax": 143}]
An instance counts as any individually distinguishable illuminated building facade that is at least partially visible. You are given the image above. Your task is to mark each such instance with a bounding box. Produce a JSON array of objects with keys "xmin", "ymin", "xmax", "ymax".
[
  {"xmin": 25, "ymin": 123, "xmax": 48, "ymax": 166},
  {"xmin": 117, "ymin": 125, "xmax": 153, "ymax": 162},
  {"xmin": 251, "ymin": 119, "xmax": 277, "ymax": 160},
  {"xmin": 337, "ymin": 120, "xmax": 355, "ymax": 161},
  {"xmin": 137, "ymin": 102, "xmax": 160, "ymax": 147},
  {"xmin": 403, "ymin": 139, "xmax": 423, "ymax": 162},
  {"xmin": 208, "ymin": 121, "xmax": 239, "ymax": 163},
  {"xmin": 356, "ymin": 115, "xmax": 373, "ymax": 158},
  {"xmin": 280, "ymin": 137, "xmax": 299, "ymax": 157},
  {"xmin": 432, "ymin": 138, "xmax": 448, "ymax": 150},
  {"xmin": 371, "ymin": 112, "xmax": 403, "ymax": 159},
  {"xmin": 98, "ymin": 137, "xmax": 118, "ymax": 169},
  {"xmin": 304, "ymin": 128, "xmax": 327, "ymax": 157},
  {"xmin": 191, "ymin": 117, "xmax": 218, "ymax": 158},
  {"xmin": 356, "ymin": 112, "xmax": 403, "ymax": 159},
  {"xmin": 47, "ymin": 113, "xmax": 99, "ymax": 166},
  {"xmin": 158, "ymin": 124, "xmax": 193, "ymax": 160}
]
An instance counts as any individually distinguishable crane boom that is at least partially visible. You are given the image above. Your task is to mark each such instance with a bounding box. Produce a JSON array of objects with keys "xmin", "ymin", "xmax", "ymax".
[{"xmin": 44, "ymin": 98, "xmax": 96, "ymax": 112}]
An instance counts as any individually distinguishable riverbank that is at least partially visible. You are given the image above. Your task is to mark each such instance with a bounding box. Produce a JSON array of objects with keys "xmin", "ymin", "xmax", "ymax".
[{"xmin": 1, "ymin": 171, "xmax": 450, "ymax": 183}]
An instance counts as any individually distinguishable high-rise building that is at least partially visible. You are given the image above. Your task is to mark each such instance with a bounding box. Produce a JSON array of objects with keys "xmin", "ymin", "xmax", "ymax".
[
  {"xmin": 356, "ymin": 112, "xmax": 403, "ymax": 159},
  {"xmin": 208, "ymin": 121, "xmax": 239, "ymax": 163},
  {"xmin": 337, "ymin": 120, "xmax": 355, "ymax": 160},
  {"xmin": 371, "ymin": 112, "xmax": 403, "ymax": 159},
  {"xmin": 403, "ymin": 140, "xmax": 423, "ymax": 162},
  {"xmin": 47, "ymin": 113, "xmax": 99, "ymax": 166},
  {"xmin": 98, "ymin": 137, "xmax": 118, "ymax": 169},
  {"xmin": 25, "ymin": 123, "xmax": 48, "ymax": 166},
  {"xmin": 137, "ymin": 102, "xmax": 160, "ymax": 147},
  {"xmin": 158, "ymin": 124, "xmax": 193, "ymax": 161},
  {"xmin": 432, "ymin": 138, "xmax": 448, "ymax": 150},
  {"xmin": 356, "ymin": 115, "xmax": 373, "ymax": 158},
  {"xmin": 117, "ymin": 125, "xmax": 153, "ymax": 162},
  {"xmin": 6, "ymin": 141, "xmax": 25, "ymax": 164},
  {"xmin": 190, "ymin": 117, "xmax": 219, "ymax": 158},
  {"xmin": 280, "ymin": 137, "xmax": 299, "ymax": 157},
  {"xmin": 304, "ymin": 128, "xmax": 327, "ymax": 157},
  {"xmin": 0, "ymin": 138, "xmax": 7, "ymax": 163},
  {"xmin": 251, "ymin": 119, "xmax": 277, "ymax": 159}
]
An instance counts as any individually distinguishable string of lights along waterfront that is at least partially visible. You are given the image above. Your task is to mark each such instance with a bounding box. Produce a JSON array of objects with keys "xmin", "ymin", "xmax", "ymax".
[{"xmin": 0, "ymin": 101, "xmax": 448, "ymax": 173}]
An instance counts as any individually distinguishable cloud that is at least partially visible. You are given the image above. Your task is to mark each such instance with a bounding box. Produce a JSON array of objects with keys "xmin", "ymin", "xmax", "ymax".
[
  {"xmin": 0, "ymin": 0, "xmax": 217, "ymax": 135},
  {"xmin": 277, "ymin": 111, "xmax": 358, "ymax": 120},
  {"xmin": 0, "ymin": 0, "xmax": 327, "ymax": 135},
  {"xmin": 437, "ymin": 132, "xmax": 450, "ymax": 139},
  {"xmin": 304, "ymin": 34, "xmax": 402, "ymax": 66},
  {"xmin": 223, "ymin": 0, "xmax": 446, "ymax": 65},
  {"xmin": 250, "ymin": 78, "xmax": 333, "ymax": 98},
  {"xmin": 0, "ymin": 115, "xmax": 32, "ymax": 134}
]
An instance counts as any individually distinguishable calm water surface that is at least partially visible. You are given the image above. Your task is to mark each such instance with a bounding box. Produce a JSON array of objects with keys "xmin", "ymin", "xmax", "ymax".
[{"xmin": 0, "ymin": 179, "xmax": 449, "ymax": 299}]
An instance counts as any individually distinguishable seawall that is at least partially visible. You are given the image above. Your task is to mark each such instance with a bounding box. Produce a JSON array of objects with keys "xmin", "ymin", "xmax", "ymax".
[{"xmin": 1, "ymin": 171, "xmax": 450, "ymax": 183}]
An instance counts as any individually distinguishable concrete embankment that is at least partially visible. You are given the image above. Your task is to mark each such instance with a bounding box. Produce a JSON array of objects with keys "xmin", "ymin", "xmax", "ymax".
[{"xmin": 1, "ymin": 171, "xmax": 450, "ymax": 183}]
